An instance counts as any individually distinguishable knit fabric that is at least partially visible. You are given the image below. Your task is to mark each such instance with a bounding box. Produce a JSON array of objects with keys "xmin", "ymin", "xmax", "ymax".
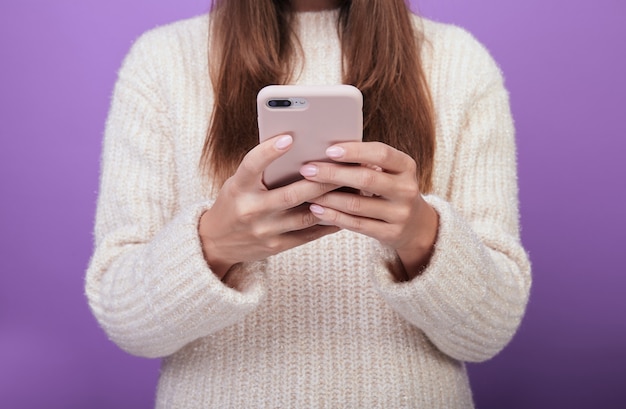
[{"xmin": 86, "ymin": 10, "xmax": 531, "ymax": 409}]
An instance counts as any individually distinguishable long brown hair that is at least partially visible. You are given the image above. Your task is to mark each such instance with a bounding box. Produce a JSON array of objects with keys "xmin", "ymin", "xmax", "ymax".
[{"xmin": 203, "ymin": 0, "xmax": 435, "ymax": 193}]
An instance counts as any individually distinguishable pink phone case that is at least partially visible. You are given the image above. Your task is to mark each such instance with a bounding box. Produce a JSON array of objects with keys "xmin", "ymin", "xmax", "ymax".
[{"xmin": 257, "ymin": 85, "xmax": 363, "ymax": 189}]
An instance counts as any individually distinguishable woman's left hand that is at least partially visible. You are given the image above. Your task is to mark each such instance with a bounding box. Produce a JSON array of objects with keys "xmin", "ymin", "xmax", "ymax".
[{"xmin": 299, "ymin": 141, "xmax": 439, "ymax": 281}]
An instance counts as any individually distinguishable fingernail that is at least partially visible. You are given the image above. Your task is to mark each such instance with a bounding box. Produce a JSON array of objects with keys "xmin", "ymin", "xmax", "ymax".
[
  {"xmin": 300, "ymin": 164, "xmax": 318, "ymax": 177},
  {"xmin": 274, "ymin": 135, "xmax": 293, "ymax": 150},
  {"xmin": 310, "ymin": 204, "xmax": 325, "ymax": 215},
  {"xmin": 326, "ymin": 146, "xmax": 345, "ymax": 158}
]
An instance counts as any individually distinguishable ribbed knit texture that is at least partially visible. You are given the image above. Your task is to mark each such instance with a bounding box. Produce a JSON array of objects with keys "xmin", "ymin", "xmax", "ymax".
[{"xmin": 86, "ymin": 10, "xmax": 531, "ymax": 408}]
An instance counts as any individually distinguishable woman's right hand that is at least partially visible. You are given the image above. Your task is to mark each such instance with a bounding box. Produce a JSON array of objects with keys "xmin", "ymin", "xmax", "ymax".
[{"xmin": 198, "ymin": 134, "xmax": 341, "ymax": 280}]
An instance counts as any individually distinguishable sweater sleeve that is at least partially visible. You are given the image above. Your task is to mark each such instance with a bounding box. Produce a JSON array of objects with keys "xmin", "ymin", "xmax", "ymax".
[
  {"xmin": 370, "ymin": 26, "xmax": 531, "ymax": 362},
  {"xmin": 85, "ymin": 29, "xmax": 266, "ymax": 359}
]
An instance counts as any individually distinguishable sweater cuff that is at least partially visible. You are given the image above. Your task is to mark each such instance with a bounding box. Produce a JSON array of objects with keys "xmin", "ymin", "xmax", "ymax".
[
  {"xmin": 144, "ymin": 200, "xmax": 267, "ymax": 321},
  {"xmin": 369, "ymin": 195, "xmax": 491, "ymax": 341},
  {"xmin": 100, "ymin": 201, "xmax": 267, "ymax": 357}
]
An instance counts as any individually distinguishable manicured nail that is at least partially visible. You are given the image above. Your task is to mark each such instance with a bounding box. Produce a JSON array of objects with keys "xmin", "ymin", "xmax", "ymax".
[
  {"xmin": 310, "ymin": 204, "xmax": 325, "ymax": 215},
  {"xmin": 326, "ymin": 146, "xmax": 345, "ymax": 158},
  {"xmin": 274, "ymin": 135, "xmax": 293, "ymax": 150},
  {"xmin": 300, "ymin": 164, "xmax": 318, "ymax": 177}
]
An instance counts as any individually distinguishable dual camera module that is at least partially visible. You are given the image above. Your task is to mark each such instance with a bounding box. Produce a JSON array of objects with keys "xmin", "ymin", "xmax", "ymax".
[{"xmin": 266, "ymin": 98, "xmax": 308, "ymax": 108}]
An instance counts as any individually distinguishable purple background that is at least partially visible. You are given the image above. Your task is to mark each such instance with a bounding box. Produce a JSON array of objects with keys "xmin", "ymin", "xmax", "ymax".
[{"xmin": 1, "ymin": 0, "xmax": 624, "ymax": 407}]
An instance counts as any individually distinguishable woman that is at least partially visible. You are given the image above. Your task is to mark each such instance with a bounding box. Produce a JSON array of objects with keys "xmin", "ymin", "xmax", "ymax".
[{"xmin": 86, "ymin": 0, "xmax": 531, "ymax": 407}]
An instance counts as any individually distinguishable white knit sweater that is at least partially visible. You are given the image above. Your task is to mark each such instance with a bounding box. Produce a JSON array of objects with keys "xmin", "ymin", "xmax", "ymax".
[{"xmin": 86, "ymin": 10, "xmax": 531, "ymax": 409}]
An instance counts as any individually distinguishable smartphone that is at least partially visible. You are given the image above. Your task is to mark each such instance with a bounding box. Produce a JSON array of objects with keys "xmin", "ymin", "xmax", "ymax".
[{"xmin": 257, "ymin": 85, "xmax": 363, "ymax": 189}]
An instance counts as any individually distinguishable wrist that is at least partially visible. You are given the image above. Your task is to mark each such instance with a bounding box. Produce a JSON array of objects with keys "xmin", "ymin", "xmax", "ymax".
[
  {"xmin": 396, "ymin": 202, "xmax": 439, "ymax": 280},
  {"xmin": 198, "ymin": 210, "xmax": 235, "ymax": 280}
]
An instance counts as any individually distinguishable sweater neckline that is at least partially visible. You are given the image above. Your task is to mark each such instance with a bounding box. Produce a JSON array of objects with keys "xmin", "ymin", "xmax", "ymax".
[
  {"xmin": 293, "ymin": 7, "xmax": 340, "ymax": 22},
  {"xmin": 293, "ymin": 8, "xmax": 340, "ymax": 38}
]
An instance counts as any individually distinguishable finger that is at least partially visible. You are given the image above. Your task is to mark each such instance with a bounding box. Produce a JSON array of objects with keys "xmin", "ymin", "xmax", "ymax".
[
  {"xmin": 325, "ymin": 141, "xmax": 415, "ymax": 175},
  {"xmin": 265, "ymin": 179, "xmax": 341, "ymax": 211},
  {"xmin": 278, "ymin": 204, "xmax": 340, "ymax": 232},
  {"xmin": 301, "ymin": 162, "xmax": 397, "ymax": 197},
  {"xmin": 311, "ymin": 191, "xmax": 397, "ymax": 223},
  {"xmin": 233, "ymin": 134, "xmax": 293, "ymax": 189},
  {"xmin": 253, "ymin": 201, "xmax": 340, "ymax": 238},
  {"xmin": 309, "ymin": 203, "xmax": 387, "ymax": 236}
]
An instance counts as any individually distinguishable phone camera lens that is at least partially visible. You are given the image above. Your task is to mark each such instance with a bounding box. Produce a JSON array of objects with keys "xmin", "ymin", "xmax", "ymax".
[{"xmin": 268, "ymin": 99, "xmax": 292, "ymax": 108}]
